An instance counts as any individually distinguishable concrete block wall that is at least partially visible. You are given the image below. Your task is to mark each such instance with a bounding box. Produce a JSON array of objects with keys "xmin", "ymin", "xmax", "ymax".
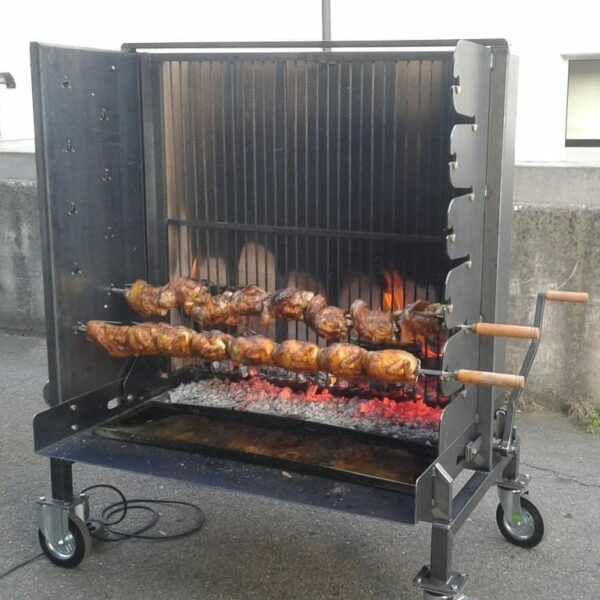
[
  {"xmin": 507, "ymin": 205, "xmax": 599, "ymax": 410},
  {"xmin": 0, "ymin": 179, "xmax": 44, "ymax": 333},
  {"xmin": 1, "ymin": 163, "xmax": 599, "ymax": 409}
]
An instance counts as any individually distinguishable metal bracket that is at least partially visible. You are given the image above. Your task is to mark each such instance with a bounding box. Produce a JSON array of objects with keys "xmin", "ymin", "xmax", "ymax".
[
  {"xmin": 464, "ymin": 434, "xmax": 482, "ymax": 464},
  {"xmin": 431, "ymin": 463, "xmax": 454, "ymax": 522},
  {"xmin": 414, "ymin": 566, "xmax": 468, "ymax": 598},
  {"xmin": 37, "ymin": 493, "xmax": 89, "ymax": 550}
]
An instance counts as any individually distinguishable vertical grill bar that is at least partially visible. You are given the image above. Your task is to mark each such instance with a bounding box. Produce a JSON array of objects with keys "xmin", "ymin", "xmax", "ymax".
[
  {"xmin": 161, "ymin": 54, "xmax": 454, "ymax": 355},
  {"xmin": 368, "ymin": 60, "xmax": 375, "ymax": 309}
]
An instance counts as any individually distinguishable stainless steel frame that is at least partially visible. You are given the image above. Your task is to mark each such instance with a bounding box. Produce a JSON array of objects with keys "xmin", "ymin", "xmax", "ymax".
[{"xmin": 31, "ymin": 39, "xmax": 521, "ymax": 599}]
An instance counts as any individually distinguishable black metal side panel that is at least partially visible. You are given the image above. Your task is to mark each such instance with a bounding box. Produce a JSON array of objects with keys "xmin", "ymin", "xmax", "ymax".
[{"xmin": 31, "ymin": 43, "xmax": 146, "ymax": 405}]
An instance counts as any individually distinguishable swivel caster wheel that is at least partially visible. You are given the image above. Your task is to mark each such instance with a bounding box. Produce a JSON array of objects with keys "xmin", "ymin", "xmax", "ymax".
[
  {"xmin": 496, "ymin": 496, "xmax": 544, "ymax": 548},
  {"xmin": 38, "ymin": 514, "xmax": 91, "ymax": 568},
  {"xmin": 42, "ymin": 381, "xmax": 52, "ymax": 407}
]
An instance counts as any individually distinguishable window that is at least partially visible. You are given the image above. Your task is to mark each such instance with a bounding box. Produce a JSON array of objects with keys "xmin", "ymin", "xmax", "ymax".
[{"xmin": 565, "ymin": 59, "xmax": 600, "ymax": 147}]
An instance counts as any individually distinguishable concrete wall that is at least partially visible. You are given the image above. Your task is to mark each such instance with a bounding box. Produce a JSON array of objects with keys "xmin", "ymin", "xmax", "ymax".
[
  {"xmin": 1, "ymin": 166, "xmax": 599, "ymax": 409},
  {"xmin": 507, "ymin": 205, "xmax": 599, "ymax": 410},
  {"xmin": 0, "ymin": 179, "xmax": 44, "ymax": 333}
]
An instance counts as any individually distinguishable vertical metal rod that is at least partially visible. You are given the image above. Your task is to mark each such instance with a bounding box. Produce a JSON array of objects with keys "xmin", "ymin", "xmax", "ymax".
[
  {"xmin": 335, "ymin": 63, "xmax": 342, "ymax": 304},
  {"xmin": 322, "ymin": 0, "xmax": 332, "ymax": 51},
  {"xmin": 357, "ymin": 62, "xmax": 364, "ymax": 304},
  {"xmin": 50, "ymin": 458, "xmax": 74, "ymax": 503},
  {"xmin": 190, "ymin": 62, "xmax": 200, "ymax": 281},
  {"xmin": 325, "ymin": 61, "xmax": 331, "ymax": 306},
  {"xmin": 241, "ymin": 62, "xmax": 249, "ymax": 285},
  {"xmin": 368, "ymin": 60, "xmax": 375, "ymax": 309},
  {"xmin": 251, "ymin": 61, "xmax": 259, "ymax": 286},
  {"xmin": 402, "ymin": 61, "xmax": 409, "ymax": 305}
]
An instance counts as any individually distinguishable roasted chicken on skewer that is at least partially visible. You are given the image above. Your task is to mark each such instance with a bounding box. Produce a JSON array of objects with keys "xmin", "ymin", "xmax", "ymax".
[
  {"xmin": 317, "ymin": 343, "xmax": 368, "ymax": 379},
  {"xmin": 86, "ymin": 320, "xmax": 420, "ymax": 384},
  {"xmin": 121, "ymin": 279, "xmax": 444, "ymax": 345},
  {"xmin": 349, "ymin": 300, "xmax": 398, "ymax": 345},
  {"xmin": 305, "ymin": 295, "xmax": 349, "ymax": 341},
  {"xmin": 125, "ymin": 277, "xmax": 209, "ymax": 319},
  {"xmin": 260, "ymin": 288, "xmax": 315, "ymax": 325}
]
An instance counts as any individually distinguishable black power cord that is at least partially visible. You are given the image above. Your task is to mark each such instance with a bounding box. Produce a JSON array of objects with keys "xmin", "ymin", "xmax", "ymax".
[
  {"xmin": 81, "ymin": 484, "xmax": 206, "ymax": 541},
  {"xmin": 0, "ymin": 484, "xmax": 206, "ymax": 580}
]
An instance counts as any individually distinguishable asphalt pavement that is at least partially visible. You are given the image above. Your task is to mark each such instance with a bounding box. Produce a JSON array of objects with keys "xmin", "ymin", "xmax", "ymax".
[{"xmin": 0, "ymin": 332, "xmax": 599, "ymax": 600}]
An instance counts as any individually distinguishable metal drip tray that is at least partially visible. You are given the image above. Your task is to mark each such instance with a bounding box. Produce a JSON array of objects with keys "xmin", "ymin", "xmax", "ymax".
[{"xmin": 94, "ymin": 401, "xmax": 437, "ymax": 494}]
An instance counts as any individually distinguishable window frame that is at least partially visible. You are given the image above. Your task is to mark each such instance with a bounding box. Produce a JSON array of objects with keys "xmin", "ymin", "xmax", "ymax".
[{"xmin": 565, "ymin": 57, "xmax": 600, "ymax": 148}]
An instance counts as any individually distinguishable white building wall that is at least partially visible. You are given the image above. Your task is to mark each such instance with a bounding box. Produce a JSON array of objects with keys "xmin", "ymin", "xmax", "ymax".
[{"xmin": 1, "ymin": 0, "xmax": 600, "ymax": 164}]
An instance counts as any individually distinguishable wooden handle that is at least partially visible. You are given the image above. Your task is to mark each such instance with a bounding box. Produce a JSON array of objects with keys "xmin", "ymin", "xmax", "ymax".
[
  {"xmin": 545, "ymin": 290, "xmax": 589, "ymax": 303},
  {"xmin": 455, "ymin": 369, "xmax": 525, "ymax": 389},
  {"xmin": 472, "ymin": 322, "xmax": 540, "ymax": 340}
]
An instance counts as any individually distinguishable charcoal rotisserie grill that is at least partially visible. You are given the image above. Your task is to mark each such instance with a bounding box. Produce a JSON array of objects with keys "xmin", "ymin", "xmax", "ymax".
[{"xmin": 30, "ymin": 39, "xmax": 584, "ymax": 598}]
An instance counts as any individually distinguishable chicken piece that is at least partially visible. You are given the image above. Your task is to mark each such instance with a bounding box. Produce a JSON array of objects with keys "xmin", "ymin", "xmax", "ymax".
[
  {"xmin": 169, "ymin": 277, "xmax": 210, "ymax": 306},
  {"xmin": 261, "ymin": 288, "xmax": 315, "ymax": 325},
  {"xmin": 154, "ymin": 324, "xmax": 195, "ymax": 357},
  {"xmin": 87, "ymin": 320, "xmax": 133, "ymax": 358},
  {"xmin": 397, "ymin": 300, "xmax": 444, "ymax": 345},
  {"xmin": 305, "ymin": 295, "xmax": 349, "ymax": 341},
  {"xmin": 317, "ymin": 343, "xmax": 368, "ymax": 379},
  {"xmin": 364, "ymin": 349, "xmax": 419, "ymax": 384},
  {"xmin": 187, "ymin": 291, "xmax": 237, "ymax": 327},
  {"xmin": 228, "ymin": 335, "xmax": 277, "ymax": 366},
  {"xmin": 273, "ymin": 340, "xmax": 320, "ymax": 373},
  {"xmin": 190, "ymin": 330, "xmax": 233, "ymax": 361},
  {"xmin": 126, "ymin": 322, "xmax": 160, "ymax": 356},
  {"xmin": 229, "ymin": 285, "xmax": 268, "ymax": 316},
  {"xmin": 125, "ymin": 280, "xmax": 177, "ymax": 319},
  {"xmin": 349, "ymin": 300, "xmax": 397, "ymax": 345}
]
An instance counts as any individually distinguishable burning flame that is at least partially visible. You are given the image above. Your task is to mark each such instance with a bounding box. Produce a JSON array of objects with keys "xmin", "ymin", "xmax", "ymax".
[
  {"xmin": 191, "ymin": 257, "xmax": 200, "ymax": 280},
  {"xmin": 382, "ymin": 269, "xmax": 404, "ymax": 312}
]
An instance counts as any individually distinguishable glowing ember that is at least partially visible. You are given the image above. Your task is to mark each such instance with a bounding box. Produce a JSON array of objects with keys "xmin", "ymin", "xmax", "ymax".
[
  {"xmin": 355, "ymin": 397, "xmax": 442, "ymax": 427},
  {"xmin": 382, "ymin": 269, "xmax": 405, "ymax": 312},
  {"xmin": 194, "ymin": 373, "xmax": 442, "ymax": 427}
]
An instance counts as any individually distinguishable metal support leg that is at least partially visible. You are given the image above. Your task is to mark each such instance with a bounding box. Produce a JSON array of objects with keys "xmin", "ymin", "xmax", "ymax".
[
  {"xmin": 50, "ymin": 458, "xmax": 74, "ymax": 503},
  {"xmin": 414, "ymin": 524, "xmax": 467, "ymax": 599},
  {"xmin": 38, "ymin": 459, "xmax": 89, "ymax": 561}
]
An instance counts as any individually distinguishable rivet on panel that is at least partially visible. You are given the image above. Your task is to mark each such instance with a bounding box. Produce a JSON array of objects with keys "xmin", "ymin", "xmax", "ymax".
[
  {"xmin": 71, "ymin": 263, "xmax": 82, "ymax": 275},
  {"xmin": 61, "ymin": 76, "xmax": 71, "ymax": 89},
  {"xmin": 104, "ymin": 226, "xmax": 115, "ymax": 240},
  {"xmin": 469, "ymin": 193, "xmax": 475, "ymax": 202},
  {"xmin": 111, "ymin": 65, "xmax": 116, "ymax": 71},
  {"xmin": 63, "ymin": 139, "xmax": 75, "ymax": 153},
  {"xmin": 99, "ymin": 108, "xmax": 110, "ymax": 122},
  {"xmin": 102, "ymin": 168, "xmax": 112, "ymax": 182},
  {"xmin": 466, "ymin": 260, "xmax": 473, "ymax": 269},
  {"xmin": 68, "ymin": 202, "xmax": 77, "ymax": 215},
  {"xmin": 471, "ymin": 123, "xmax": 478, "ymax": 132}
]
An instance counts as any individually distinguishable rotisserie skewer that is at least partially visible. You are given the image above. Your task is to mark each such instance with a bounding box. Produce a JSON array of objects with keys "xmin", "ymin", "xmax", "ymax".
[
  {"xmin": 118, "ymin": 279, "xmax": 443, "ymax": 345},
  {"xmin": 85, "ymin": 320, "xmax": 524, "ymax": 388}
]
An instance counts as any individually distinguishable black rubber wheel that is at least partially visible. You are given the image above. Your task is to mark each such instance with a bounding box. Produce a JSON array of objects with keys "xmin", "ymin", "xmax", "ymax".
[
  {"xmin": 496, "ymin": 496, "xmax": 544, "ymax": 548},
  {"xmin": 38, "ymin": 515, "xmax": 91, "ymax": 568},
  {"xmin": 42, "ymin": 381, "xmax": 52, "ymax": 407}
]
